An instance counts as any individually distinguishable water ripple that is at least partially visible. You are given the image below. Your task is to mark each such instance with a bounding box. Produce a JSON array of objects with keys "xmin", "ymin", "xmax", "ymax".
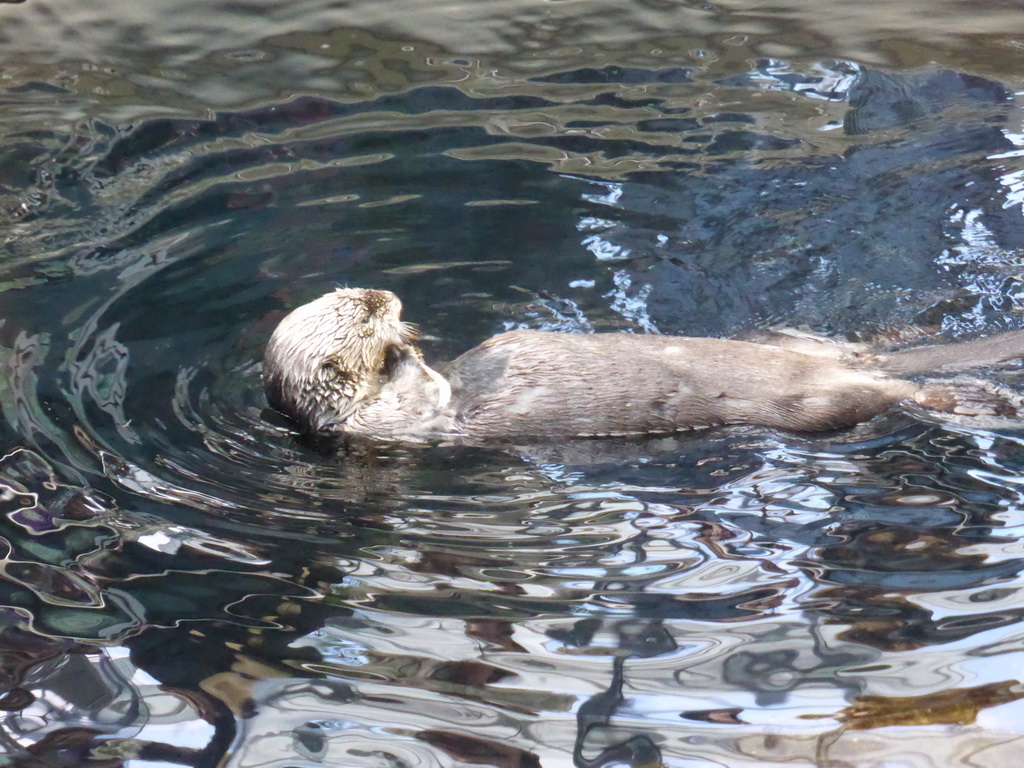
[{"xmin": 3, "ymin": 7, "xmax": 1024, "ymax": 764}]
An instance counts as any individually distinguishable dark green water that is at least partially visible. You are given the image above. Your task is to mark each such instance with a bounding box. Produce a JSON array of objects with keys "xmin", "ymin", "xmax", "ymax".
[{"xmin": 2, "ymin": 1, "xmax": 1024, "ymax": 766}]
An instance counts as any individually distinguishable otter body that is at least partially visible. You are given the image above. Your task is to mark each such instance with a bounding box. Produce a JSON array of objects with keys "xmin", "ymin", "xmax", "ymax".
[
  {"xmin": 263, "ymin": 288, "xmax": 1024, "ymax": 444},
  {"xmin": 445, "ymin": 330, "xmax": 914, "ymax": 439}
]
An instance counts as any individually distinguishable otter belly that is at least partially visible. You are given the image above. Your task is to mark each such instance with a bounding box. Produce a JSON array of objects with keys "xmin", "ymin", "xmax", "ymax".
[{"xmin": 443, "ymin": 330, "xmax": 916, "ymax": 441}]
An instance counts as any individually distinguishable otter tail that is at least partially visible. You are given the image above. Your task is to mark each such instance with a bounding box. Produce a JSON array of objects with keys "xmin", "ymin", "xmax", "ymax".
[{"xmin": 874, "ymin": 329, "xmax": 1024, "ymax": 375}]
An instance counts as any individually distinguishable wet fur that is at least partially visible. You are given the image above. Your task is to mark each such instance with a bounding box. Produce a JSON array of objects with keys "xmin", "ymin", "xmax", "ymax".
[{"xmin": 264, "ymin": 288, "xmax": 1024, "ymax": 444}]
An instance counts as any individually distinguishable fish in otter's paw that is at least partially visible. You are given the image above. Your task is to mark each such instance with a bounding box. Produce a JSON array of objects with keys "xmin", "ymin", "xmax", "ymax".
[{"xmin": 262, "ymin": 288, "xmax": 1024, "ymax": 444}]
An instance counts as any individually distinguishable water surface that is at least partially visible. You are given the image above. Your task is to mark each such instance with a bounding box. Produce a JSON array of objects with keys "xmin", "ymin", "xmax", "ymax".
[{"xmin": 2, "ymin": 1, "xmax": 1024, "ymax": 766}]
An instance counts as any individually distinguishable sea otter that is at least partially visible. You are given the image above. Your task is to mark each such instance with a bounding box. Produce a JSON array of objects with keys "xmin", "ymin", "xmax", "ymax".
[{"xmin": 263, "ymin": 288, "xmax": 1024, "ymax": 444}]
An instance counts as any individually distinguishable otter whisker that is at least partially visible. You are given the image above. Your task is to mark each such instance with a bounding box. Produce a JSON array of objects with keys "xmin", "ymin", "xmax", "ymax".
[{"xmin": 400, "ymin": 322, "xmax": 420, "ymax": 342}]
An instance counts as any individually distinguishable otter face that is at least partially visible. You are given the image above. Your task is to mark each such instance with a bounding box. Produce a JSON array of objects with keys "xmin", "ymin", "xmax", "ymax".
[{"xmin": 263, "ymin": 288, "xmax": 417, "ymax": 434}]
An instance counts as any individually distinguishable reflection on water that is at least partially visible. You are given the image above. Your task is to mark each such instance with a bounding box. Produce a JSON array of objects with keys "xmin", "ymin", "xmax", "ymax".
[{"xmin": 2, "ymin": 0, "xmax": 1024, "ymax": 765}]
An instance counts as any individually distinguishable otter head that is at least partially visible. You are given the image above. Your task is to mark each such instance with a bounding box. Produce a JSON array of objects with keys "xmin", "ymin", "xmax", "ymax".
[{"xmin": 263, "ymin": 288, "xmax": 418, "ymax": 434}]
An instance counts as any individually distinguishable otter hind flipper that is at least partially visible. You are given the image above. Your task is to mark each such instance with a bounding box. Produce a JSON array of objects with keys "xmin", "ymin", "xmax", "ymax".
[{"xmin": 914, "ymin": 378, "xmax": 1023, "ymax": 421}]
